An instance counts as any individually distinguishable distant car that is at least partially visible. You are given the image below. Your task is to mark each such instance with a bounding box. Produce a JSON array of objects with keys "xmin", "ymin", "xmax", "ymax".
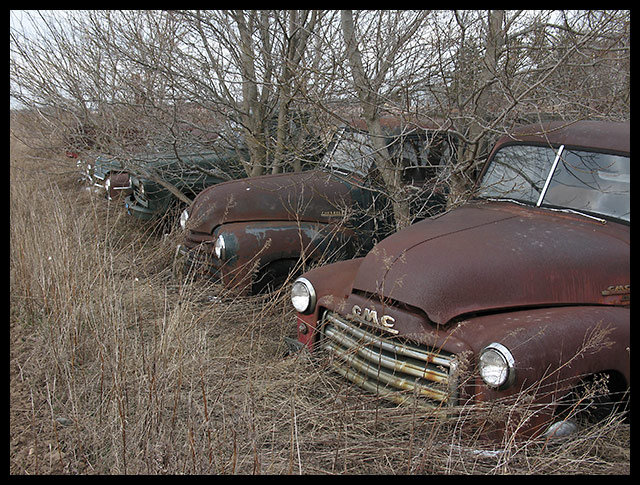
[
  {"xmin": 78, "ymin": 153, "xmax": 132, "ymax": 199},
  {"xmin": 93, "ymin": 155, "xmax": 133, "ymax": 200},
  {"xmin": 177, "ymin": 118, "xmax": 460, "ymax": 294},
  {"xmin": 290, "ymin": 120, "xmax": 629, "ymax": 439},
  {"xmin": 124, "ymin": 148, "xmax": 248, "ymax": 220}
]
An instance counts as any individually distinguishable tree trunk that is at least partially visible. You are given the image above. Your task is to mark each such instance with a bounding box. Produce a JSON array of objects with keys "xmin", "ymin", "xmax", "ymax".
[
  {"xmin": 449, "ymin": 10, "xmax": 505, "ymax": 207},
  {"xmin": 341, "ymin": 10, "xmax": 412, "ymax": 231}
]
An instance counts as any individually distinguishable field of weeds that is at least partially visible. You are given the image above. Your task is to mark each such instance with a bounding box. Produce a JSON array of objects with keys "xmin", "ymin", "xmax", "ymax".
[{"xmin": 10, "ymin": 128, "xmax": 630, "ymax": 475}]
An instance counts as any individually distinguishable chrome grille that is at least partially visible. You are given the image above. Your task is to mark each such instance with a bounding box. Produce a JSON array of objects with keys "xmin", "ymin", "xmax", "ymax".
[
  {"xmin": 321, "ymin": 311, "xmax": 457, "ymax": 409},
  {"xmin": 130, "ymin": 185, "xmax": 148, "ymax": 207}
]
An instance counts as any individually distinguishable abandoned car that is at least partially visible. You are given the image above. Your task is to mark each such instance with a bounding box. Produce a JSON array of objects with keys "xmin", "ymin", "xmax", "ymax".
[
  {"xmin": 78, "ymin": 153, "xmax": 133, "ymax": 199},
  {"xmin": 94, "ymin": 155, "xmax": 133, "ymax": 200},
  {"xmin": 124, "ymin": 148, "xmax": 247, "ymax": 220},
  {"xmin": 290, "ymin": 120, "xmax": 629, "ymax": 438},
  {"xmin": 177, "ymin": 118, "xmax": 459, "ymax": 294}
]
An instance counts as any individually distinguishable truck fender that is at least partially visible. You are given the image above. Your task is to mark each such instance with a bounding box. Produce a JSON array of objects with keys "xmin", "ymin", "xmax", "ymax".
[
  {"xmin": 462, "ymin": 306, "xmax": 629, "ymax": 405},
  {"xmin": 213, "ymin": 220, "xmax": 359, "ymax": 291},
  {"xmin": 295, "ymin": 257, "xmax": 365, "ymax": 351}
]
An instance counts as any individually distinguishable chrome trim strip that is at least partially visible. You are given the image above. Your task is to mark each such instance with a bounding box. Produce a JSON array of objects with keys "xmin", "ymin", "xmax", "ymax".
[
  {"xmin": 326, "ymin": 312, "xmax": 451, "ymax": 367},
  {"xmin": 537, "ymin": 144, "xmax": 564, "ymax": 207},
  {"xmin": 324, "ymin": 324, "xmax": 449, "ymax": 383},
  {"xmin": 325, "ymin": 341, "xmax": 450, "ymax": 402}
]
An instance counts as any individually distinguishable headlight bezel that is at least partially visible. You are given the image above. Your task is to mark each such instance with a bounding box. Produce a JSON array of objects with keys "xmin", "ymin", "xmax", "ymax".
[
  {"xmin": 214, "ymin": 233, "xmax": 227, "ymax": 260},
  {"xmin": 479, "ymin": 342, "xmax": 516, "ymax": 389},
  {"xmin": 291, "ymin": 277, "xmax": 317, "ymax": 315},
  {"xmin": 179, "ymin": 208, "xmax": 189, "ymax": 230}
]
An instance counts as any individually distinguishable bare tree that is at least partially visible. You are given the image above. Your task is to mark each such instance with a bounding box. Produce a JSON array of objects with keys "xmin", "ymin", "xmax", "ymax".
[
  {"xmin": 11, "ymin": 10, "xmax": 630, "ymax": 215},
  {"xmin": 340, "ymin": 10, "xmax": 431, "ymax": 230},
  {"xmin": 175, "ymin": 10, "xmax": 328, "ymax": 177},
  {"xmin": 271, "ymin": 10, "xmax": 321, "ymax": 174}
]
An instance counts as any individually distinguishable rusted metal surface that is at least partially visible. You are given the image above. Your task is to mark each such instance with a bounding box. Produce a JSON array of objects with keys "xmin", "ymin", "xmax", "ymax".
[
  {"xmin": 182, "ymin": 171, "xmax": 367, "ymax": 292},
  {"xmin": 294, "ymin": 120, "xmax": 630, "ymax": 438},
  {"xmin": 182, "ymin": 218, "xmax": 359, "ymax": 292},
  {"xmin": 186, "ymin": 171, "xmax": 359, "ymax": 234},
  {"xmin": 105, "ymin": 172, "xmax": 132, "ymax": 199},
  {"xmin": 349, "ymin": 200, "xmax": 629, "ymax": 324}
]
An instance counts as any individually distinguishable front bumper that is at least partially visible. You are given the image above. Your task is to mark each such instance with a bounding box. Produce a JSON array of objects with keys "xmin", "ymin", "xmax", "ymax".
[
  {"xmin": 125, "ymin": 175, "xmax": 172, "ymax": 220},
  {"xmin": 106, "ymin": 173, "xmax": 132, "ymax": 199}
]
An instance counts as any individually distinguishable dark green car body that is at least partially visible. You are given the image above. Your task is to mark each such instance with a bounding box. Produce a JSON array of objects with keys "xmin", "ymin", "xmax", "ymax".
[{"xmin": 125, "ymin": 148, "xmax": 248, "ymax": 220}]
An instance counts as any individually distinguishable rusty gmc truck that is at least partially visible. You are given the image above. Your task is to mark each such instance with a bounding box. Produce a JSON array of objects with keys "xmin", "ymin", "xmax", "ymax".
[
  {"xmin": 177, "ymin": 118, "xmax": 459, "ymax": 294},
  {"xmin": 290, "ymin": 120, "xmax": 629, "ymax": 439}
]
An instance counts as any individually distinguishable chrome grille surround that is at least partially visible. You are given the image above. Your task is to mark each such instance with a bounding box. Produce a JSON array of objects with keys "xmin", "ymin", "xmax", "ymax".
[
  {"xmin": 130, "ymin": 181, "xmax": 149, "ymax": 207},
  {"xmin": 321, "ymin": 310, "xmax": 458, "ymax": 410}
]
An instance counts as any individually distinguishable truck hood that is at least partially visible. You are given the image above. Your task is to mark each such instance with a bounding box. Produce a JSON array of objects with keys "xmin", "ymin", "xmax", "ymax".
[
  {"xmin": 188, "ymin": 170, "xmax": 358, "ymax": 234},
  {"xmin": 352, "ymin": 201, "xmax": 629, "ymax": 324}
]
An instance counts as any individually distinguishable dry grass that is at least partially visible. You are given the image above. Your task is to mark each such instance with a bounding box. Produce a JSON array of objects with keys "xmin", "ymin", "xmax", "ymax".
[{"xmin": 10, "ymin": 126, "xmax": 629, "ymax": 475}]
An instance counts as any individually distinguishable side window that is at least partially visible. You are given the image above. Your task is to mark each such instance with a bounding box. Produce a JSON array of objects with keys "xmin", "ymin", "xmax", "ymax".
[
  {"xmin": 400, "ymin": 134, "xmax": 453, "ymax": 184},
  {"xmin": 398, "ymin": 137, "xmax": 426, "ymax": 183}
]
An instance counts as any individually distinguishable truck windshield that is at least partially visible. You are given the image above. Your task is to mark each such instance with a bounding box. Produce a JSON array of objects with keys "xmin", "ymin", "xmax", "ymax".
[{"xmin": 478, "ymin": 145, "xmax": 630, "ymax": 222}]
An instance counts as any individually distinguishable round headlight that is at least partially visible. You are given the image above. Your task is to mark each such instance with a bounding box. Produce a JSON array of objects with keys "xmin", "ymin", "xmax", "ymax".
[
  {"xmin": 479, "ymin": 343, "xmax": 515, "ymax": 389},
  {"xmin": 214, "ymin": 234, "xmax": 226, "ymax": 260},
  {"xmin": 179, "ymin": 209, "xmax": 189, "ymax": 230},
  {"xmin": 291, "ymin": 277, "xmax": 316, "ymax": 314}
]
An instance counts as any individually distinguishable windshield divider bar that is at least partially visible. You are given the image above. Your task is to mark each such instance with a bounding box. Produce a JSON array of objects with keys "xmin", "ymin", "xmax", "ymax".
[{"xmin": 537, "ymin": 145, "xmax": 564, "ymax": 207}]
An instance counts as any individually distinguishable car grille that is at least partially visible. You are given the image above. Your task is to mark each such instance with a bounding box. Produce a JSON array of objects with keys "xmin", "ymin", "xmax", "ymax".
[
  {"xmin": 321, "ymin": 311, "xmax": 457, "ymax": 409},
  {"xmin": 130, "ymin": 185, "xmax": 149, "ymax": 207}
]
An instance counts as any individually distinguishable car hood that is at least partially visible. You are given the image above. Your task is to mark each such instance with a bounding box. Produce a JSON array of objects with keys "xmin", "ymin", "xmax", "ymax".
[
  {"xmin": 136, "ymin": 149, "xmax": 246, "ymax": 181},
  {"xmin": 188, "ymin": 170, "xmax": 358, "ymax": 234},
  {"xmin": 351, "ymin": 201, "xmax": 629, "ymax": 324}
]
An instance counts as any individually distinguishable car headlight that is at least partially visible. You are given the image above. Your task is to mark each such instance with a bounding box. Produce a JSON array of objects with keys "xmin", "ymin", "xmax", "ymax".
[
  {"xmin": 214, "ymin": 233, "xmax": 227, "ymax": 260},
  {"xmin": 479, "ymin": 342, "xmax": 515, "ymax": 389},
  {"xmin": 179, "ymin": 209, "xmax": 189, "ymax": 230},
  {"xmin": 291, "ymin": 277, "xmax": 316, "ymax": 315}
]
